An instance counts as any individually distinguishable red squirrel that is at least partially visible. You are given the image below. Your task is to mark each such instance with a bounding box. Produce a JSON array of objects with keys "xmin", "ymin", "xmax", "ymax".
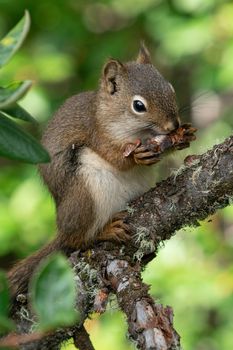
[{"xmin": 8, "ymin": 44, "xmax": 195, "ymax": 302}]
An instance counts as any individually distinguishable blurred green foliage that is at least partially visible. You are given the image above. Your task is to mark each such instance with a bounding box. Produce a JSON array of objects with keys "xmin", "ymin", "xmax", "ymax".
[
  {"xmin": 30, "ymin": 253, "xmax": 79, "ymax": 331},
  {"xmin": 0, "ymin": 0, "xmax": 233, "ymax": 349},
  {"xmin": 0, "ymin": 11, "xmax": 50, "ymax": 163},
  {"xmin": 0, "ymin": 271, "xmax": 14, "ymax": 335}
]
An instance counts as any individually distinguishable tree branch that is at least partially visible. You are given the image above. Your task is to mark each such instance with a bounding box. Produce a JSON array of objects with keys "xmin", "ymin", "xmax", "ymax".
[
  {"xmin": 73, "ymin": 325, "xmax": 95, "ymax": 350},
  {"xmin": 4, "ymin": 135, "xmax": 233, "ymax": 350},
  {"xmin": 127, "ymin": 135, "xmax": 233, "ymax": 247}
]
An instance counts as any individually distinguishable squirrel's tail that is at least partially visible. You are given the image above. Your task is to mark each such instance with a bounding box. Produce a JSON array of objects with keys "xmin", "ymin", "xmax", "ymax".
[{"xmin": 7, "ymin": 238, "xmax": 66, "ymax": 304}]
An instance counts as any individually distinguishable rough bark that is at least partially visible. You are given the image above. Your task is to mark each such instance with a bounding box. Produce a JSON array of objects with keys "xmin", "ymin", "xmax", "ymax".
[{"xmin": 2, "ymin": 135, "xmax": 233, "ymax": 350}]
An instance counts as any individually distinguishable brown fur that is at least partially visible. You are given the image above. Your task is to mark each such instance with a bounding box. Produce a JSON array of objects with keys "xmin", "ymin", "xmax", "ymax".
[
  {"xmin": 8, "ymin": 44, "xmax": 180, "ymax": 301},
  {"xmin": 8, "ymin": 240, "xmax": 61, "ymax": 301}
]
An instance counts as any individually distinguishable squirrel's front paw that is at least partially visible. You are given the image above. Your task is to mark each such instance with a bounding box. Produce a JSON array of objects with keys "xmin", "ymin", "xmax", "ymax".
[
  {"xmin": 123, "ymin": 139, "xmax": 161, "ymax": 165},
  {"xmin": 99, "ymin": 212, "xmax": 131, "ymax": 243},
  {"xmin": 133, "ymin": 144, "xmax": 161, "ymax": 165}
]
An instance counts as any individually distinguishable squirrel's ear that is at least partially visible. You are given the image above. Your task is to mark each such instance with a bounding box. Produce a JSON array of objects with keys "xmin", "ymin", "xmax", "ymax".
[
  {"xmin": 102, "ymin": 59, "xmax": 125, "ymax": 94},
  {"xmin": 136, "ymin": 43, "xmax": 152, "ymax": 64}
]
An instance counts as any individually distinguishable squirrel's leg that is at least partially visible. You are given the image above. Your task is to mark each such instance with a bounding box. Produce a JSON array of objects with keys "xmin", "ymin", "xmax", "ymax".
[
  {"xmin": 98, "ymin": 211, "xmax": 131, "ymax": 243},
  {"xmin": 133, "ymin": 144, "xmax": 161, "ymax": 165},
  {"xmin": 56, "ymin": 178, "xmax": 96, "ymax": 248}
]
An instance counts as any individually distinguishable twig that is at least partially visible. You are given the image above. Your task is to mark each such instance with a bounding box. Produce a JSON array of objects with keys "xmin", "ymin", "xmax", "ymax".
[
  {"xmin": 73, "ymin": 325, "xmax": 95, "ymax": 350},
  {"xmin": 0, "ymin": 331, "xmax": 45, "ymax": 348}
]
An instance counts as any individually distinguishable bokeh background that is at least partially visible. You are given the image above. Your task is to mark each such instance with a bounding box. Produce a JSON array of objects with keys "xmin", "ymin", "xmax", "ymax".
[{"xmin": 1, "ymin": 0, "xmax": 233, "ymax": 349}]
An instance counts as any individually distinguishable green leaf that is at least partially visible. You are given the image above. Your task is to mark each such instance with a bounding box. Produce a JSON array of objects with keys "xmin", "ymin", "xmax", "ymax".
[
  {"xmin": 30, "ymin": 254, "xmax": 79, "ymax": 331},
  {"xmin": 2, "ymin": 103, "xmax": 37, "ymax": 124},
  {"xmin": 0, "ymin": 271, "xmax": 15, "ymax": 335},
  {"xmin": 0, "ymin": 112, "xmax": 50, "ymax": 163},
  {"xmin": 0, "ymin": 10, "xmax": 30, "ymax": 68},
  {"xmin": 0, "ymin": 81, "xmax": 32, "ymax": 109}
]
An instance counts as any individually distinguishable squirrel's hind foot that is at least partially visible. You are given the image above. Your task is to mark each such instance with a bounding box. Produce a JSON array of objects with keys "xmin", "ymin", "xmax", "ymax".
[{"xmin": 99, "ymin": 212, "xmax": 131, "ymax": 243}]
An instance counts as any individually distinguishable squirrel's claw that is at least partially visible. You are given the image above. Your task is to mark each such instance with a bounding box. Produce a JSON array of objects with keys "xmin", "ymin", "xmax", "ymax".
[
  {"xmin": 133, "ymin": 144, "xmax": 161, "ymax": 165},
  {"xmin": 99, "ymin": 212, "xmax": 131, "ymax": 243},
  {"xmin": 123, "ymin": 139, "xmax": 141, "ymax": 157}
]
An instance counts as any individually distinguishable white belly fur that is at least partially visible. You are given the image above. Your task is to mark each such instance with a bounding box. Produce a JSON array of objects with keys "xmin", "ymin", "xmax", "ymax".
[{"xmin": 79, "ymin": 147, "xmax": 156, "ymax": 239}]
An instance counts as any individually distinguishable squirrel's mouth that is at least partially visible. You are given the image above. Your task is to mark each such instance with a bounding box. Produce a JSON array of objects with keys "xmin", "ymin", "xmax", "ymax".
[
  {"xmin": 149, "ymin": 126, "xmax": 171, "ymax": 137},
  {"xmin": 149, "ymin": 121, "xmax": 180, "ymax": 136},
  {"xmin": 138, "ymin": 126, "xmax": 169, "ymax": 144}
]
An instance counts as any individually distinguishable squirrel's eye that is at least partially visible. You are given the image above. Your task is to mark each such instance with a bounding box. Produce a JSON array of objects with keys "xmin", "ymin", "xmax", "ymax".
[{"xmin": 133, "ymin": 100, "xmax": 147, "ymax": 113}]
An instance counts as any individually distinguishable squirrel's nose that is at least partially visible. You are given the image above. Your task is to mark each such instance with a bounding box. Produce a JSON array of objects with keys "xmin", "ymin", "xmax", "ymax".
[{"xmin": 164, "ymin": 118, "xmax": 180, "ymax": 132}]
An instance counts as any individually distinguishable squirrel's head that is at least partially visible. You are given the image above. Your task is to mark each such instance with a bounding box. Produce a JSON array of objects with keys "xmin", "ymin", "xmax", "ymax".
[{"xmin": 97, "ymin": 44, "xmax": 180, "ymax": 143}]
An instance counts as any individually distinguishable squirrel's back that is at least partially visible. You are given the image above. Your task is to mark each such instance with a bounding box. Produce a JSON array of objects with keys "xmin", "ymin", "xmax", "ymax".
[
  {"xmin": 39, "ymin": 91, "xmax": 97, "ymax": 203},
  {"xmin": 42, "ymin": 91, "xmax": 97, "ymax": 155}
]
